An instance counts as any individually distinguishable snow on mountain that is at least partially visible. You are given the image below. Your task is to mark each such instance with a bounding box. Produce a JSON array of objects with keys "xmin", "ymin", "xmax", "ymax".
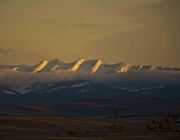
[
  {"xmin": 118, "ymin": 64, "xmax": 180, "ymax": 73},
  {"xmin": 68, "ymin": 59, "xmax": 85, "ymax": 72},
  {"xmin": 0, "ymin": 64, "xmax": 32, "ymax": 72},
  {"xmin": 118, "ymin": 64, "xmax": 132, "ymax": 73},
  {"xmin": 77, "ymin": 59, "xmax": 103, "ymax": 73},
  {"xmin": 0, "ymin": 59, "xmax": 179, "ymax": 103},
  {"xmin": 0, "ymin": 86, "xmax": 20, "ymax": 95},
  {"xmin": 0, "ymin": 79, "xmax": 179, "ymax": 103},
  {"xmin": 91, "ymin": 60, "xmax": 103, "ymax": 73},
  {"xmin": 13, "ymin": 64, "xmax": 33, "ymax": 72},
  {"xmin": 33, "ymin": 60, "xmax": 50, "ymax": 73},
  {"xmin": 36, "ymin": 59, "xmax": 59, "ymax": 72},
  {"xmin": 95, "ymin": 63, "xmax": 123, "ymax": 74},
  {"xmin": 25, "ymin": 79, "xmax": 120, "ymax": 101},
  {"xmin": 0, "ymin": 58, "xmax": 179, "ymax": 88},
  {"xmin": 0, "ymin": 58, "xmax": 179, "ymax": 74}
]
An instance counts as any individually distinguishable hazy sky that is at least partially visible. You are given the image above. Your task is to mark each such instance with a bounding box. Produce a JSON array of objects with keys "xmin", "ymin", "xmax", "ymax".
[{"xmin": 0, "ymin": 0, "xmax": 179, "ymax": 66}]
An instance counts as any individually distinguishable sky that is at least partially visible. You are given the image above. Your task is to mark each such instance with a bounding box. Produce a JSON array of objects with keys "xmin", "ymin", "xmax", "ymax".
[{"xmin": 0, "ymin": 0, "xmax": 179, "ymax": 67}]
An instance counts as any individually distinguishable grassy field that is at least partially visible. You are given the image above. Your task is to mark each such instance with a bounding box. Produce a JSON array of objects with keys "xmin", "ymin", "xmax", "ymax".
[{"xmin": 0, "ymin": 116, "xmax": 180, "ymax": 140}]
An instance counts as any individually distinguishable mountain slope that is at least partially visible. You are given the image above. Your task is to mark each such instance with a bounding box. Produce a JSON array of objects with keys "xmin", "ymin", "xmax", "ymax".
[
  {"xmin": 0, "ymin": 79, "xmax": 122, "ymax": 103},
  {"xmin": 0, "ymin": 86, "xmax": 20, "ymax": 96},
  {"xmin": 0, "ymin": 78, "xmax": 180, "ymax": 104},
  {"xmin": 24, "ymin": 79, "xmax": 121, "ymax": 102}
]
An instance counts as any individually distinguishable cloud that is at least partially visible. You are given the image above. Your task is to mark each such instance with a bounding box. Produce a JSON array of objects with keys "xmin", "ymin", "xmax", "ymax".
[{"xmin": 0, "ymin": 47, "xmax": 15, "ymax": 56}]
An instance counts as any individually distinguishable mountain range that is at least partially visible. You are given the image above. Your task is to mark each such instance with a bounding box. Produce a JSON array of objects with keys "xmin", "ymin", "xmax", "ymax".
[
  {"xmin": 0, "ymin": 58, "xmax": 179, "ymax": 116},
  {"xmin": 1, "ymin": 58, "xmax": 180, "ymax": 74},
  {"xmin": 0, "ymin": 58, "xmax": 179, "ymax": 104}
]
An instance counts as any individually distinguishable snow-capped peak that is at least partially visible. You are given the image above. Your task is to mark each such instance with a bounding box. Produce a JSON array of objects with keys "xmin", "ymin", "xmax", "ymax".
[
  {"xmin": 69, "ymin": 59, "xmax": 85, "ymax": 72},
  {"xmin": 12, "ymin": 67, "xmax": 18, "ymax": 71},
  {"xmin": 118, "ymin": 64, "xmax": 131, "ymax": 73},
  {"xmin": 33, "ymin": 60, "xmax": 49, "ymax": 73},
  {"xmin": 91, "ymin": 59, "xmax": 103, "ymax": 73}
]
